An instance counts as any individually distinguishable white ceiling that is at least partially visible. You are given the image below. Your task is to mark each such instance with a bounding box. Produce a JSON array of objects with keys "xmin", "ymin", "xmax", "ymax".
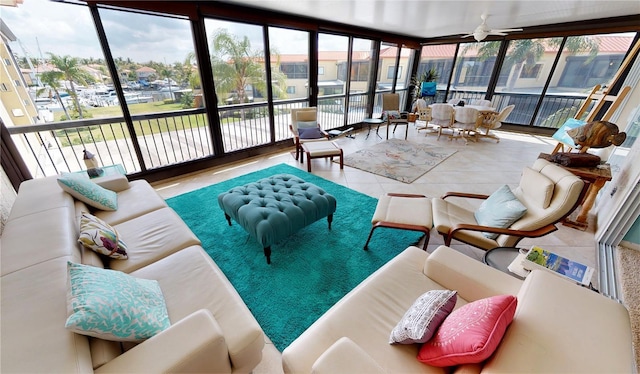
[{"xmin": 222, "ymin": 0, "xmax": 639, "ymax": 39}]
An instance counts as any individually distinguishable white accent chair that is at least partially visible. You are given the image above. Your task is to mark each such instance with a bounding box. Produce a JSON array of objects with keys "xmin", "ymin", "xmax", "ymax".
[
  {"xmin": 432, "ymin": 159, "xmax": 586, "ymax": 250},
  {"xmin": 289, "ymin": 107, "xmax": 329, "ymax": 161},
  {"xmin": 382, "ymin": 93, "xmax": 409, "ymax": 139}
]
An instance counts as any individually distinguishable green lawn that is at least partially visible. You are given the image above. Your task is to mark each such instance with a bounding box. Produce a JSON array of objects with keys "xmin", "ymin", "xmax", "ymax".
[{"xmin": 58, "ymin": 102, "xmax": 206, "ymax": 146}]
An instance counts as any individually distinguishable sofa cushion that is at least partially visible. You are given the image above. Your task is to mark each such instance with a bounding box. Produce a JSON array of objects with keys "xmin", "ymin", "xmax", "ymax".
[
  {"xmin": 65, "ymin": 262, "xmax": 170, "ymax": 342},
  {"xmin": 520, "ymin": 167, "xmax": 554, "ymax": 209},
  {"xmin": 109, "ymin": 207, "xmax": 201, "ymax": 273},
  {"xmin": 389, "ymin": 290, "xmax": 457, "ymax": 344},
  {"xmin": 130, "ymin": 246, "xmax": 265, "ymax": 373},
  {"xmin": 78, "ymin": 213, "xmax": 128, "ymax": 259},
  {"xmin": 92, "ymin": 180, "xmax": 168, "ymax": 226},
  {"xmin": 57, "ymin": 173, "xmax": 118, "ymax": 211},
  {"xmin": 417, "ymin": 294, "xmax": 517, "ymax": 366},
  {"xmin": 474, "ymin": 185, "xmax": 527, "ymax": 239}
]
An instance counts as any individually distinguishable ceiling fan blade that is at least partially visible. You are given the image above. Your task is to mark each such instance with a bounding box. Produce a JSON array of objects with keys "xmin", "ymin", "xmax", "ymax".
[
  {"xmin": 461, "ymin": 34, "xmax": 474, "ymax": 38},
  {"xmin": 488, "ymin": 31, "xmax": 508, "ymax": 36},
  {"xmin": 492, "ymin": 28, "xmax": 523, "ymax": 33}
]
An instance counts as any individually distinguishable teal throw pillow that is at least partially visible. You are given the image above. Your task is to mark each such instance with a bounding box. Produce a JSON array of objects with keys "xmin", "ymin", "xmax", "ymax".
[
  {"xmin": 474, "ymin": 185, "xmax": 527, "ymax": 239},
  {"xmin": 57, "ymin": 173, "xmax": 117, "ymax": 211},
  {"xmin": 65, "ymin": 262, "xmax": 170, "ymax": 342}
]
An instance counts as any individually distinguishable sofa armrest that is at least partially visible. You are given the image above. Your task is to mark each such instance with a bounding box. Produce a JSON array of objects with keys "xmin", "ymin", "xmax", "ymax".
[
  {"xmin": 425, "ymin": 246, "xmax": 523, "ymax": 301},
  {"xmin": 94, "ymin": 174, "xmax": 130, "ymax": 192},
  {"xmin": 95, "ymin": 310, "xmax": 232, "ymax": 374},
  {"xmin": 311, "ymin": 338, "xmax": 386, "ymax": 374}
]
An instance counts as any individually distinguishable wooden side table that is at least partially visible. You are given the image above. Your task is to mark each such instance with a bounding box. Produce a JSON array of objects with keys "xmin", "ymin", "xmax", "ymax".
[{"xmin": 539, "ymin": 153, "xmax": 612, "ymax": 230}]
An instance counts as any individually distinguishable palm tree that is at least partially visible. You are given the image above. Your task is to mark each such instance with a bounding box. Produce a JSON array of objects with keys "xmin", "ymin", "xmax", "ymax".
[
  {"xmin": 38, "ymin": 70, "xmax": 71, "ymax": 120},
  {"xmin": 183, "ymin": 52, "xmax": 201, "ymax": 90},
  {"xmin": 48, "ymin": 53, "xmax": 90, "ymax": 118},
  {"xmin": 210, "ymin": 28, "xmax": 267, "ymax": 105},
  {"xmin": 473, "ymin": 36, "xmax": 599, "ymax": 91}
]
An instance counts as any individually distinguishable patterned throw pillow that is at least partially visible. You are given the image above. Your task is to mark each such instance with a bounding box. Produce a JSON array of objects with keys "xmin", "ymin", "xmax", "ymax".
[
  {"xmin": 389, "ymin": 290, "xmax": 457, "ymax": 344},
  {"xmin": 65, "ymin": 262, "xmax": 170, "ymax": 342},
  {"xmin": 382, "ymin": 110, "xmax": 402, "ymax": 121},
  {"xmin": 417, "ymin": 295, "xmax": 517, "ymax": 367},
  {"xmin": 78, "ymin": 213, "xmax": 128, "ymax": 259},
  {"xmin": 57, "ymin": 172, "xmax": 118, "ymax": 211},
  {"xmin": 474, "ymin": 185, "xmax": 527, "ymax": 239}
]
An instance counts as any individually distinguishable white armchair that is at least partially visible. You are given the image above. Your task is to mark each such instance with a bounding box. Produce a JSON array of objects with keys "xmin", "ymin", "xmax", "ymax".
[{"xmin": 289, "ymin": 107, "xmax": 329, "ymax": 161}]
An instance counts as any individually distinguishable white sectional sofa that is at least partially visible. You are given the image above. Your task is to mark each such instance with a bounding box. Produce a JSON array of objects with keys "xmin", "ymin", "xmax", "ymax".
[
  {"xmin": 282, "ymin": 245, "xmax": 635, "ymax": 373},
  {"xmin": 1, "ymin": 174, "xmax": 265, "ymax": 373}
]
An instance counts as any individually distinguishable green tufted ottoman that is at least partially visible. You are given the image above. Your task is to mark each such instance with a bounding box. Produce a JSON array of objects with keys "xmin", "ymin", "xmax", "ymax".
[{"xmin": 217, "ymin": 174, "xmax": 337, "ymax": 264}]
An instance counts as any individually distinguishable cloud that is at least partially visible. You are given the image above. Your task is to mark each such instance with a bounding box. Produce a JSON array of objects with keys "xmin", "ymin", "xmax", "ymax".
[{"xmin": 3, "ymin": 0, "xmax": 194, "ymax": 63}]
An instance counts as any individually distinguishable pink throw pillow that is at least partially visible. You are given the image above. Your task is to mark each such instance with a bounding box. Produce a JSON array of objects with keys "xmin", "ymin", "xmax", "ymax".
[{"xmin": 417, "ymin": 294, "xmax": 517, "ymax": 367}]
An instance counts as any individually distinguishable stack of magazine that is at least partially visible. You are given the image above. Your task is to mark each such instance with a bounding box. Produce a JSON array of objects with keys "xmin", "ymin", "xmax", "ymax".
[{"xmin": 507, "ymin": 245, "xmax": 594, "ymax": 286}]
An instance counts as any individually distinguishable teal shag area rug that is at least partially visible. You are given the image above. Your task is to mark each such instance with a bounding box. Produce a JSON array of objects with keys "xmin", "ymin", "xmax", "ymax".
[{"xmin": 165, "ymin": 164, "xmax": 423, "ymax": 351}]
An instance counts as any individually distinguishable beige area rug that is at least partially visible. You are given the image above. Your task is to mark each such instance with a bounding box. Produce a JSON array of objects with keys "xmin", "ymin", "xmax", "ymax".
[
  {"xmin": 616, "ymin": 243, "xmax": 640, "ymax": 368},
  {"xmin": 340, "ymin": 139, "xmax": 457, "ymax": 183}
]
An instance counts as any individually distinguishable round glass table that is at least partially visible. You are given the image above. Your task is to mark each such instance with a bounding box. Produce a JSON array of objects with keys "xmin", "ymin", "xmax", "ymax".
[{"xmin": 482, "ymin": 247, "xmax": 527, "ymax": 280}]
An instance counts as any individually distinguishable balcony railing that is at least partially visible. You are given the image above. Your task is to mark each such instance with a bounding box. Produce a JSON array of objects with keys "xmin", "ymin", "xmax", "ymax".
[{"xmin": 8, "ymin": 90, "xmax": 591, "ymax": 179}]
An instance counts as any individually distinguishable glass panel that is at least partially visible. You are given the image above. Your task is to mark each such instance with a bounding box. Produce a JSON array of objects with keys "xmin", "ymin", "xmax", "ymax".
[
  {"xmin": 415, "ymin": 44, "xmax": 457, "ymax": 104},
  {"xmin": 100, "ymin": 8, "xmax": 211, "ymax": 169},
  {"xmin": 4, "ymin": 1, "xmax": 118, "ymax": 124},
  {"xmin": 268, "ymin": 26, "xmax": 310, "ymax": 141},
  {"xmin": 348, "ymin": 38, "xmax": 374, "ymax": 124},
  {"xmin": 449, "ymin": 41, "xmax": 498, "ymax": 104},
  {"xmin": 318, "ymin": 33, "xmax": 348, "ymax": 129},
  {"xmin": 493, "ymin": 38, "xmax": 562, "ymax": 125},
  {"xmin": 534, "ymin": 32, "xmax": 635, "ymax": 128},
  {"xmin": 373, "ymin": 42, "xmax": 399, "ymax": 117},
  {"xmin": 100, "ymin": 9, "xmax": 201, "ymax": 115},
  {"xmin": 205, "ymin": 19, "xmax": 269, "ymax": 151},
  {"xmin": 2, "ymin": 1, "xmax": 142, "ymax": 176},
  {"xmin": 396, "ymin": 45, "xmax": 415, "ymax": 110}
]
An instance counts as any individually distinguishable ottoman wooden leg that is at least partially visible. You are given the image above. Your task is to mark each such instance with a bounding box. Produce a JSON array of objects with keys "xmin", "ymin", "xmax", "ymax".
[
  {"xmin": 339, "ymin": 149, "xmax": 344, "ymax": 169},
  {"xmin": 264, "ymin": 246, "xmax": 271, "ymax": 264},
  {"xmin": 306, "ymin": 150, "xmax": 312, "ymax": 172}
]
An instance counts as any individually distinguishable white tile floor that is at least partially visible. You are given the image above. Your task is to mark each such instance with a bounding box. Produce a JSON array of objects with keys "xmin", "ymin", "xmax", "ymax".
[{"xmin": 152, "ymin": 123, "xmax": 598, "ymax": 373}]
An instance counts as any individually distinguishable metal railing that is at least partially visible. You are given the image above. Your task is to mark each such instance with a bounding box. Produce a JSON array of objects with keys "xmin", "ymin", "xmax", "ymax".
[
  {"xmin": 441, "ymin": 89, "xmax": 589, "ymax": 128},
  {"xmin": 8, "ymin": 90, "xmax": 591, "ymax": 179},
  {"xmin": 8, "ymin": 109, "xmax": 212, "ymax": 178}
]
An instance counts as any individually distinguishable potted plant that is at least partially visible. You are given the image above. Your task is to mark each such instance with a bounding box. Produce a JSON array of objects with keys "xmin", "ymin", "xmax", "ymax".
[
  {"xmin": 419, "ymin": 68, "xmax": 439, "ymax": 97},
  {"xmin": 410, "ymin": 68, "xmax": 439, "ymax": 111}
]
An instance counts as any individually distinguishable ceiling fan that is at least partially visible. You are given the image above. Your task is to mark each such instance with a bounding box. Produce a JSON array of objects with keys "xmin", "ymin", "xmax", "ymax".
[{"xmin": 462, "ymin": 14, "xmax": 523, "ymax": 42}]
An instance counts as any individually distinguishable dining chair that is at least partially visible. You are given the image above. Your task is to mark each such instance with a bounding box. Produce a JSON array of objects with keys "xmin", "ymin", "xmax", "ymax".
[
  {"xmin": 477, "ymin": 104, "xmax": 515, "ymax": 143},
  {"xmin": 450, "ymin": 107, "xmax": 480, "ymax": 144},
  {"xmin": 429, "ymin": 103, "xmax": 455, "ymax": 140},
  {"xmin": 416, "ymin": 107, "xmax": 437, "ymax": 135},
  {"xmin": 473, "ymin": 99, "xmax": 492, "ymax": 107},
  {"xmin": 382, "ymin": 93, "xmax": 409, "ymax": 139}
]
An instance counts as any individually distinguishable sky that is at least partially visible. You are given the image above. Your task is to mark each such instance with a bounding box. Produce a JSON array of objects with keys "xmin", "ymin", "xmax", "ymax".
[{"xmin": 1, "ymin": 0, "xmax": 359, "ymax": 66}]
